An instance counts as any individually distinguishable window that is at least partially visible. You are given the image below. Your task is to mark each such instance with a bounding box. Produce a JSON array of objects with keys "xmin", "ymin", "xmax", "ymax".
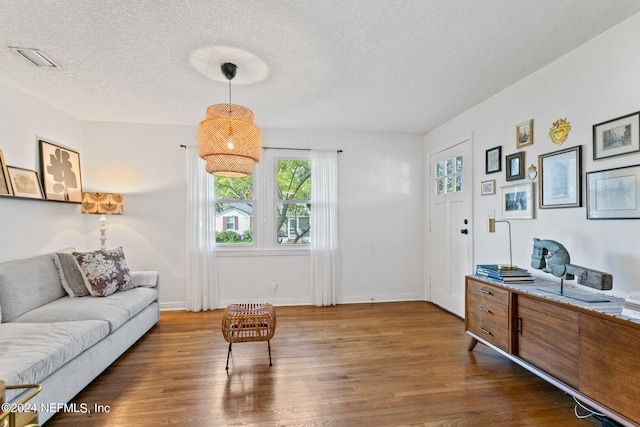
[
  {"xmin": 276, "ymin": 159, "xmax": 311, "ymax": 245},
  {"xmin": 212, "ymin": 151, "xmax": 312, "ymax": 248},
  {"xmin": 435, "ymin": 155, "xmax": 464, "ymax": 195},
  {"xmin": 214, "ymin": 176, "xmax": 254, "ymax": 245}
]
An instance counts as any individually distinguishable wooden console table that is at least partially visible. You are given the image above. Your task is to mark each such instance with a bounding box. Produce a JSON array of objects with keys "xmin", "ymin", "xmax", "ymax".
[{"xmin": 465, "ymin": 275, "xmax": 640, "ymax": 427}]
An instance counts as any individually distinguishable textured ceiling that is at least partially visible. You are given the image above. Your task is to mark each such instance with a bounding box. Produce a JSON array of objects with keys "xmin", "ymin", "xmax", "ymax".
[{"xmin": 1, "ymin": 0, "xmax": 639, "ymax": 134}]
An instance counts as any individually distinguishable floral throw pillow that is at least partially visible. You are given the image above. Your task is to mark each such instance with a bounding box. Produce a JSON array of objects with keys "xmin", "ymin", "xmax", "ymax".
[{"xmin": 72, "ymin": 247, "xmax": 132, "ymax": 297}]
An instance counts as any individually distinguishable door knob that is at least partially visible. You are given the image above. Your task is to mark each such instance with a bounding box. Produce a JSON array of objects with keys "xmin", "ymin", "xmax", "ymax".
[{"xmin": 460, "ymin": 229, "xmax": 468, "ymax": 234}]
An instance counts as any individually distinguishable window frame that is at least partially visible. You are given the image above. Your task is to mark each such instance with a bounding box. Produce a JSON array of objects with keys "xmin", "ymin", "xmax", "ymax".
[{"xmin": 213, "ymin": 149, "xmax": 311, "ymax": 252}]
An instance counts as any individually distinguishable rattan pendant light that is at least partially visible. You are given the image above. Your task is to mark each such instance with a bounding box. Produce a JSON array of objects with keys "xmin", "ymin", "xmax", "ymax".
[{"xmin": 198, "ymin": 63, "xmax": 261, "ymax": 177}]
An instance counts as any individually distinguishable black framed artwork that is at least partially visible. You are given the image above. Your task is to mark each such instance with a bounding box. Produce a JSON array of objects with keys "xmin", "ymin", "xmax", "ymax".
[
  {"xmin": 485, "ymin": 146, "xmax": 501, "ymax": 174},
  {"xmin": 39, "ymin": 139, "xmax": 83, "ymax": 203},
  {"xmin": 592, "ymin": 111, "xmax": 640, "ymax": 160},
  {"xmin": 506, "ymin": 152, "xmax": 525, "ymax": 181},
  {"xmin": 587, "ymin": 164, "xmax": 640, "ymax": 219},
  {"xmin": 538, "ymin": 145, "xmax": 582, "ymax": 209}
]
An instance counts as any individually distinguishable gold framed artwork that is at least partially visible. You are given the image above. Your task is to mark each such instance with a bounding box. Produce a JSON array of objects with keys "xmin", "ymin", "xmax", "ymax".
[
  {"xmin": 39, "ymin": 139, "xmax": 83, "ymax": 202},
  {"xmin": 549, "ymin": 118, "xmax": 571, "ymax": 145},
  {"xmin": 0, "ymin": 149, "xmax": 13, "ymax": 197},
  {"xmin": 7, "ymin": 166, "xmax": 44, "ymax": 199},
  {"xmin": 516, "ymin": 119, "xmax": 533, "ymax": 148}
]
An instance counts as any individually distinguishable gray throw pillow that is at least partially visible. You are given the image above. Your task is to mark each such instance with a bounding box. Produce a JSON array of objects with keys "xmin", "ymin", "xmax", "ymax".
[{"xmin": 55, "ymin": 252, "xmax": 90, "ymax": 297}]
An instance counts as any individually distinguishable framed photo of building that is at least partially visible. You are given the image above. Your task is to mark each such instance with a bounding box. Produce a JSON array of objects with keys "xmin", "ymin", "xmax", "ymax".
[
  {"xmin": 516, "ymin": 119, "xmax": 533, "ymax": 148},
  {"xmin": 593, "ymin": 111, "xmax": 640, "ymax": 160},
  {"xmin": 39, "ymin": 140, "xmax": 83, "ymax": 202},
  {"xmin": 587, "ymin": 164, "xmax": 640, "ymax": 219},
  {"xmin": 7, "ymin": 166, "xmax": 44, "ymax": 199},
  {"xmin": 539, "ymin": 146, "xmax": 582, "ymax": 209},
  {"xmin": 500, "ymin": 182, "xmax": 534, "ymax": 219},
  {"xmin": 506, "ymin": 152, "xmax": 525, "ymax": 181},
  {"xmin": 0, "ymin": 149, "xmax": 13, "ymax": 197},
  {"xmin": 485, "ymin": 146, "xmax": 501, "ymax": 174}
]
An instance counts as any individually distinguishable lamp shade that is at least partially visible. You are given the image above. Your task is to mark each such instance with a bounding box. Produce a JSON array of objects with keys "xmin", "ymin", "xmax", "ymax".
[
  {"xmin": 81, "ymin": 192, "xmax": 124, "ymax": 215},
  {"xmin": 198, "ymin": 103, "xmax": 261, "ymax": 178}
]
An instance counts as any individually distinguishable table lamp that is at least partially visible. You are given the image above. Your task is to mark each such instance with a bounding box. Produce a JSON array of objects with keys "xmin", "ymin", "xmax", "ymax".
[
  {"xmin": 488, "ymin": 218, "xmax": 516, "ymax": 270},
  {"xmin": 81, "ymin": 192, "xmax": 124, "ymax": 250}
]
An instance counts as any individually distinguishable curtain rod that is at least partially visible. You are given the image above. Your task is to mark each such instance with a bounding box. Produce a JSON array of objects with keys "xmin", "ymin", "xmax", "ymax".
[
  {"xmin": 263, "ymin": 146, "xmax": 343, "ymax": 153},
  {"xmin": 179, "ymin": 145, "xmax": 342, "ymax": 153}
]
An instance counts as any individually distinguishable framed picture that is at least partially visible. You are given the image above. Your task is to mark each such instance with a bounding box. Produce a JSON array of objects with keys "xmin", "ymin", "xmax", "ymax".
[
  {"xmin": 506, "ymin": 152, "xmax": 525, "ymax": 181},
  {"xmin": 7, "ymin": 166, "xmax": 44, "ymax": 199},
  {"xmin": 485, "ymin": 146, "xmax": 501, "ymax": 174},
  {"xmin": 500, "ymin": 182, "xmax": 534, "ymax": 219},
  {"xmin": 516, "ymin": 119, "xmax": 533, "ymax": 148},
  {"xmin": 0, "ymin": 149, "xmax": 13, "ymax": 197},
  {"xmin": 39, "ymin": 140, "xmax": 83, "ymax": 202},
  {"xmin": 538, "ymin": 145, "xmax": 582, "ymax": 209},
  {"xmin": 481, "ymin": 179, "xmax": 495, "ymax": 195},
  {"xmin": 593, "ymin": 111, "xmax": 640, "ymax": 160},
  {"xmin": 587, "ymin": 164, "xmax": 640, "ymax": 219}
]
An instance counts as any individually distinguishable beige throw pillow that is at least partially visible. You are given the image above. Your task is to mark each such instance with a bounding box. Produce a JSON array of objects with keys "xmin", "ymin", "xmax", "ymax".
[
  {"xmin": 72, "ymin": 247, "xmax": 133, "ymax": 297},
  {"xmin": 54, "ymin": 252, "xmax": 90, "ymax": 297}
]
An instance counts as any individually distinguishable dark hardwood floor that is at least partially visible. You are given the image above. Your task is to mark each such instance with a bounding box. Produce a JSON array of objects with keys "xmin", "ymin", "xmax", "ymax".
[{"xmin": 46, "ymin": 302, "xmax": 599, "ymax": 426}]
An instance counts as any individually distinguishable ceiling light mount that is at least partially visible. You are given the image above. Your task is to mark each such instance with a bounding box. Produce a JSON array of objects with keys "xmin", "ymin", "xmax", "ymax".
[{"xmin": 221, "ymin": 63, "xmax": 237, "ymax": 80}]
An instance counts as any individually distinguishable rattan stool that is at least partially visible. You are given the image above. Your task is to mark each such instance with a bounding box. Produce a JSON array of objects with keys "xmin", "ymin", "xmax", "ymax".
[{"xmin": 221, "ymin": 303, "xmax": 276, "ymax": 370}]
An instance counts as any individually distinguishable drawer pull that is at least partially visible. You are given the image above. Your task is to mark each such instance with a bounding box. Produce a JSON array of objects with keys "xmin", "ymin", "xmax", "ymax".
[
  {"xmin": 477, "ymin": 306, "xmax": 492, "ymax": 313},
  {"xmin": 479, "ymin": 288, "xmax": 493, "ymax": 295},
  {"xmin": 478, "ymin": 327, "xmax": 493, "ymax": 336}
]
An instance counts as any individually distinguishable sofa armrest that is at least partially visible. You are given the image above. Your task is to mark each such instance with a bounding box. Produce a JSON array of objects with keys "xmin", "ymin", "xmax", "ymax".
[{"xmin": 130, "ymin": 271, "xmax": 158, "ymax": 288}]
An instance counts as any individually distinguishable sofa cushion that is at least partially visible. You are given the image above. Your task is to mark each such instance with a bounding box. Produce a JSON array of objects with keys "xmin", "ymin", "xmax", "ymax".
[
  {"xmin": 0, "ymin": 253, "xmax": 66, "ymax": 322},
  {"xmin": 54, "ymin": 252, "xmax": 90, "ymax": 297},
  {"xmin": 0, "ymin": 320, "xmax": 110, "ymax": 401},
  {"xmin": 72, "ymin": 247, "xmax": 132, "ymax": 297},
  {"xmin": 11, "ymin": 287, "xmax": 159, "ymax": 332}
]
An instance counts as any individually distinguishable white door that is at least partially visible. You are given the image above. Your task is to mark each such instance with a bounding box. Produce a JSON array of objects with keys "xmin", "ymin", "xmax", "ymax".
[{"xmin": 428, "ymin": 137, "xmax": 473, "ymax": 317}]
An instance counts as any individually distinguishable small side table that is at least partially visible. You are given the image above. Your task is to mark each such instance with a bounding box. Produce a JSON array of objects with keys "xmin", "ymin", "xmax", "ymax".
[
  {"xmin": 0, "ymin": 382, "xmax": 42, "ymax": 427},
  {"xmin": 221, "ymin": 303, "xmax": 277, "ymax": 370}
]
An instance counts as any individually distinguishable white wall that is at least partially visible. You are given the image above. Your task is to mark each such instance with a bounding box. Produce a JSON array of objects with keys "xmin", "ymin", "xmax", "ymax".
[
  {"xmin": 425, "ymin": 13, "xmax": 640, "ymax": 298},
  {"xmin": 81, "ymin": 125, "xmax": 425, "ymax": 308},
  {"xmin": 81, "ymin": 122, "xmax": 192, "ymax": 306},
  {"xmin": 0, "ymin": 75, "xmax": 424, "ymax": 308},
  {"xmin": 0, "ymin": 79, "xmax": 85, "ymax": 259}
]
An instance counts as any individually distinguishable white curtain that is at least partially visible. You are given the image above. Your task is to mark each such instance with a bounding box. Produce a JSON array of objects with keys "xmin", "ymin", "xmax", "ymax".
[
  {"xmin": 311, "ymin": 150, "xmax": 339, "ymax": 306},
  {"xmin": 185, "ymin": 145, "xmax": 219, "ymax": 311}
]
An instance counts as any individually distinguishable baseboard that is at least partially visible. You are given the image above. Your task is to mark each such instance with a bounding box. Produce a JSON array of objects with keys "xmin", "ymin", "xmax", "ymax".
[{"xmin": 160, "ymin": 301, "xmax": 186, "ymax": 311}]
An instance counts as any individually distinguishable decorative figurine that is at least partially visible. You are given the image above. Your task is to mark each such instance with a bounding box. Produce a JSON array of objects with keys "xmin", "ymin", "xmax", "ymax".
[{"xmin": 531, "ymin": 238, "xmax": 612, "ymax": 291}]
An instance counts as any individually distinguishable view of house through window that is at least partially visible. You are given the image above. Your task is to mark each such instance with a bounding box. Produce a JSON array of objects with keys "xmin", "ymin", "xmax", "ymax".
[
  {"xmin": 277, "ymin": 159, "xmax": 311, "ymax": 245},
  {"xmin": 214, "ymin": 175, "xmax": 254, "ymax": 245},
  {"xmin": 213, "ymin": 156, "xmax": 312, "ymax": 246}
]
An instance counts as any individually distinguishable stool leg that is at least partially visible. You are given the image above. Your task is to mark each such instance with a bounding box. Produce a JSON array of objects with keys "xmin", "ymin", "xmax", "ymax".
[
  {"xmin": 268, "ymin": 340, "xmax": 272, "ymax": 367},
  {"xmin": 226, "ymin": 343, "xmax": 232, "ymax": 370}
]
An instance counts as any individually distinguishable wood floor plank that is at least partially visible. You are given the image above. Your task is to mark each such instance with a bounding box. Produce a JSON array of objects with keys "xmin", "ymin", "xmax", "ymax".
[{"xmin": 45, "ymin": 302, "xmax": 598, "ymax": 426}]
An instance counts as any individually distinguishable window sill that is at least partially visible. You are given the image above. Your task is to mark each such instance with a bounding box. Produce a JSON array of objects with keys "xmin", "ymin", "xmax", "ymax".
[{"xmin": 215, "ymin": 248, "xmax": 310, "ymax": 257}]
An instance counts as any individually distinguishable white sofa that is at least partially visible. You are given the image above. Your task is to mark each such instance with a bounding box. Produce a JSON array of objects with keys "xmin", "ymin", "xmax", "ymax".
[{"xmin": 0, "ymin": 250, "xmax": 159, "ymax": 424}]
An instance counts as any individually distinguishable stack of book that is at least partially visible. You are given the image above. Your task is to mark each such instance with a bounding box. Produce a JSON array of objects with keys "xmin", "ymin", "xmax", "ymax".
[
  {"xmin": 475, "ymin": 264, "xmax": 534, "ymax": 283},
  {"xmin": 622, "ymin": 291, "xmax": 640, "ymax": 319}
]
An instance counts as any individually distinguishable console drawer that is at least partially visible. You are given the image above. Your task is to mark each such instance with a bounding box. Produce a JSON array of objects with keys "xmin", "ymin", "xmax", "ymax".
[
  {"xmin": 467, "ymin": 279, "xmax": 509, "ymax": 305},
  {"xmin": 467, "ymin": 292, "xmax": 509, "ymax": 330},
  {"xmin": 467, "ymin": 311, "xmax": 509, "ymax": 352}
]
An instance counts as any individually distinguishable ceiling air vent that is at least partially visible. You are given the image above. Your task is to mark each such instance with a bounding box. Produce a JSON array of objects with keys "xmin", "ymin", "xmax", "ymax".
[{"xmin": 8, "ymin": 47, "xmax": 61, "ymax": 68}]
